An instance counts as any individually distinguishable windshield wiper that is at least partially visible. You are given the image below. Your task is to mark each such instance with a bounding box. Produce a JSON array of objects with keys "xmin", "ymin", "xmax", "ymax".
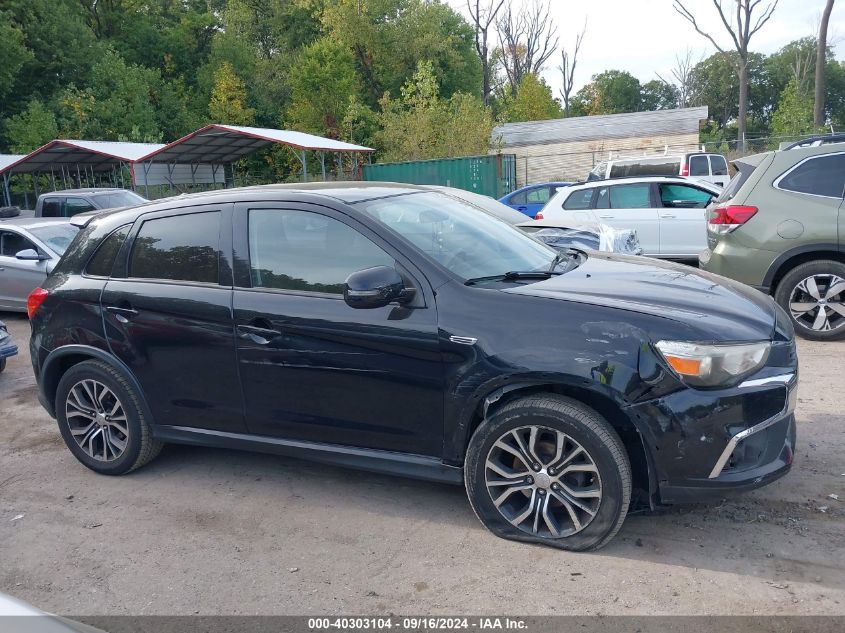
[{"xmin": 464, "ymin": 270, "xmax": 560, "ymax": 286}]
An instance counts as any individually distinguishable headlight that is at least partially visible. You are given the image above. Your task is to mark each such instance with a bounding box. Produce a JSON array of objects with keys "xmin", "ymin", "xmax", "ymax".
[{"xmin": 654, "ymin": 340, "xmax": 770, "ymax": 387}]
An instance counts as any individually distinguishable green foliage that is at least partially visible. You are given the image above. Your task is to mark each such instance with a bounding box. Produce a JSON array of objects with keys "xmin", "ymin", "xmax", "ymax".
[
  {"xmin": 5, "ymin": 100, "xmax": 58, "ymax": 153},
  {"xmin": 503, "ymin": 74, "xmax": 562, "ymax": 122},
  {"xmin": 641, "ymin": 80, "xmax": 679, "ymax": 111},
  {"xmin": 574, "ymin": 70, "xmax": 643, "ymax": 115},
  {"xmin": 0, "ymin": 14, "xmax": 31, "ymax": 103},
  {"xmin": 377, "ymin": 61, "xmax": 492, "ymax": 162},
  {"xmin": 287, "ymin": 38, "xmax": 360, "ymax": 137},
  {"xmin": 209, "ymin": 62, "xmax": 255, "ymax": 125},
  {"xmin": 771, "ymin": 79, "xmax": 816, "ymax": 137}
]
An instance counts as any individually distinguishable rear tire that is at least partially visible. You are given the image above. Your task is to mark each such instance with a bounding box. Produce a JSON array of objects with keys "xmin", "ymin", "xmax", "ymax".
[
  {"xmin": 775, "ymin": 260, "xmax": 845, "ymax": 341},
  {"xmin": 465, "ymin": 394, "xmax": 631, "ymax": 551},
  {"xmin": 0, "ymin": 358, "xmax": 6, "ymax": 373},
  {"xmin": 55, "ymin": 360, "xmax": 163, "ymax": 475}
]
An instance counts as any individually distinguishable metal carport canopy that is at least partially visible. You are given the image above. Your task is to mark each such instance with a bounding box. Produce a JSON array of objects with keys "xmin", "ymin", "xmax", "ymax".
[
  {"xmin": 137, "ymin": 124, "xmax": 374, "ymax": 164},
  {"xmin": 0, "ymin": 140, "xmax": 165, "ymax": 174}
]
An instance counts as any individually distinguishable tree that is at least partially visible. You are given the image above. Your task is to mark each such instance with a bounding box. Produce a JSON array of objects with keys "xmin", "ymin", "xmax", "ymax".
[
  {"xmin": 558, "ymin": 20, "xmax": 587, "ymax": 116},
  {"xmin": 467, "ymin": 0, "xmax": 506, "ymax": 105},
  {"xmin": 0, "ymin": 15, "xmax": 31, "ymax": 104},
  {"xmin": 496, "ymin": 0, "xmax": 559, "ymax": 96},
  {"xmin": 5, "ymin": 100, "xmax": 58, "ymax": 153},
  {"xmin": 377, "ymin": 60, "xmax": 492, "ymax": 162},
  {"xmin": 573, "ymin": 70, "xmax": 643, "ymax": 115},
  {"xmin": 674, "ymin": 0, "xmax": 779, "ymax": 150},
  {"xmin": 208, "ymin": 62, "xmax": 255, "ymax": 125},
  {"xmin": 504, "ymin": 74, "xmax": 562, "ymax": 122},
  {"xmin": 815, "ymin": 0, "xmax": 836, "ymax": 126},
  {"xmin": 641, "ymin": 79, "xmax": 680, "ymax": 110},
  {"xmin": 689, "ymin": 51, "xmax": 767, "ymax": 129},
  {"xmin": 772, "ymin": 79, "xmax": 815, "ymax": 136},
  {"xmin": 657, "ymin": 48, "xmax": 701, "ymax": 108},
  {"xmin": 286, "ymin": 38, "xmax": 360, "ymax": 137}
]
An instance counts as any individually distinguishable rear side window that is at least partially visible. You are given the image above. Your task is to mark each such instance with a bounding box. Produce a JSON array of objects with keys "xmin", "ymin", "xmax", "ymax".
[
  {"xmin": 248, "ymin": 209, "xmax": 393, "ymax": 294},
  {"xmin": 777, "ymin": 153, "xmax": 845, "ymax": 198},
  {"xmin": 129, "ymin": 212, "xmax": 221, "ymax": 283},
  {"xmin": 689, "ymin": 155, "xmax": 709, "ymax": 176},
  {"xmin": 508, "ymin": 190, "xmax": 527, "ymax": 205},
  {"xmin": 608, "ymin": 184, "xmax": 652, "ymax": 208},
  {"xmin": 526, "ymin": 187, "xmax": 551, "ymax": 204},
  {"xmin": 659, "ymin": 184, "xmax": 713, "ymax": 208},
  {"xmin": 563, "ymin": 189, "xmax": 594, "ymax": 210},
  {"xmin": 85, "ymin": 225, "xmax": 130, "ymax": 277},
  {"xmin": 710, "ymin": 155, "xmax": 728, "ymax": 175},
  {"xmin": 40, "ymin": 198, "xmax": 63, "ymax": 217}
]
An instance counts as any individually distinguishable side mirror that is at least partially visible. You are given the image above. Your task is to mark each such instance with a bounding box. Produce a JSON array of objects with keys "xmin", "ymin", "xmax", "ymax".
[
  {"xmin": 344, "ymin": 266, "xmax": 415, "ymax": 309},
  {"xmin": 15, "ymin": 249, "xmax": 46, "ymax": 261}
]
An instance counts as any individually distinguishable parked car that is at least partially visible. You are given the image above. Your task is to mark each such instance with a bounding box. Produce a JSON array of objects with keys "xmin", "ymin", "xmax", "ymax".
[
  {"xmin": 0, "ymin": 321, "xmax": 17, "ymax": 373},
  {"xmin": 499, "ymin": 182, "xmax": 573, "ymax": 218},
  {"xmin": 587, "ymin": 153, "xmax": 730, "ymax": 188},
  {"xmin": 538, "ymin": 176, "xmax": 721, "ymax": 259},
  {"xmin": 30, "ymin": 184, "xmax": 797, "ymax": 551},
  {"xmin": 425, "ymin": 185, "xmax": 641, "ymax": 255},
  {"xmin": 0, "ymin": 218, "xmax": 80, "ymax": 312},
  {"xmin": 700, "ymin": 143, "xmax": 845, "ymax": 340},
  {"xmin": 33, "ymin": 188, "xmax": 147, "ymax": 218}
]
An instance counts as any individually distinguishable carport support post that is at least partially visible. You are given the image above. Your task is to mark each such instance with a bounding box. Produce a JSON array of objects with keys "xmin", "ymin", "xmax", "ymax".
[
  {"xmin": 320, "ymin": 152, "xmax": 326, "ymax": 181},
  {"xmin": 297, "ymin": 150, "xmax": 308, "ymax": 182},
  {"xmin": 3, "ymin": 173, "xmax": 11, "ymax": 207}
]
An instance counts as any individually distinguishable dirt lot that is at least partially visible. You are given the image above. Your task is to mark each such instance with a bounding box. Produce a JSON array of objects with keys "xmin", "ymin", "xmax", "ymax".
[{"xmin": 0, "ymin": 311, "xmax": 843, "ymax": 616}]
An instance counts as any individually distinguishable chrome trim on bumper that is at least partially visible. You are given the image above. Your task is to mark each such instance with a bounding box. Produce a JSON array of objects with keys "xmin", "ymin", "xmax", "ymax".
[
  {"xmin": 738, "ymin": 372, "xmax": 795, "ymax": 388},
  {"xmin": 708, "ymin": 373, "xmax": 797, "ymax": 479}
]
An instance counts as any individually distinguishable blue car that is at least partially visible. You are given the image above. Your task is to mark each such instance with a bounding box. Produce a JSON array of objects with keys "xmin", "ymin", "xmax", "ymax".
[
  {"xmin": 0, "ymin": 320, "xmax": 17, "ymax": 373},
  {"xmin": 499, "ymin": 182, "xmax": 573, "ymax": 218}
]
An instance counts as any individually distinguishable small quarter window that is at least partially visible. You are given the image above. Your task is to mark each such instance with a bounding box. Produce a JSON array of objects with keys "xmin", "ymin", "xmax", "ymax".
[
  {"xmin": 563, "ymin": 189, "xmax": 594, "ymax": 210},
  {"xmin": 689, "ymin": 155, "xmax": 709, "ymax": 176},
  {"xmin": 86, "ymin": 225, "xmax": 130, "ymax": 277}
]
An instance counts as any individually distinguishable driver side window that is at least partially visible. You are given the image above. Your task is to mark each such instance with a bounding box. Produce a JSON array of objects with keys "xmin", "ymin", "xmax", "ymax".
[
  {"xmin": 0, "ymin": 230, "xmax": 36, "ymax": 257},
  {"xmin": 248, "ymin": 209, "xmax": 394, "ymax": 295}
]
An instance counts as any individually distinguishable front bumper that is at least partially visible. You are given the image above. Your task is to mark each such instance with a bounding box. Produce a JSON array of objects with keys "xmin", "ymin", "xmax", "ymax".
[
  {"xmin": 0, "ymin": 333, "xmax": 18, "ymax": 361},
  {"xmin": 627, "ymin": 366, "xmax": 798, "ymax": 505}
]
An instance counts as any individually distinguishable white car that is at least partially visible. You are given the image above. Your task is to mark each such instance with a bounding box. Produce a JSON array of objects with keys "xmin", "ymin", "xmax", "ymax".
[{"xmin": 537, "ymin": 176, "xmax": 721, "ymax": 259}]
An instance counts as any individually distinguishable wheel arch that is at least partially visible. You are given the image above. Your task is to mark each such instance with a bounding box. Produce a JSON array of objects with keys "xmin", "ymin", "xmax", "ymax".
[
  {"xmin": 456, "ymin": 380, "xmax": 658, "ymax": 508},
  {"xmin": 763, "ymin": 244, "xmax": 845, "ymax": 293},
  {"xmin": 40, "ymin": 345, "xmax": 150, "ymax": 422}
]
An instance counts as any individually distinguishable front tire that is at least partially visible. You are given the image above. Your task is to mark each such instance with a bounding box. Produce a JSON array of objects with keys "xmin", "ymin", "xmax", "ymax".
[
  {"xmin": 465, "ymin": 394, "xmax": 631, "ymax": 551},
  {"xmin": 55, "ymin": 360, "xmax": 163, "ymax": 475},
  {"xmin": 775, "ymin": 260, "xmax": 845, "ymax": 341}
]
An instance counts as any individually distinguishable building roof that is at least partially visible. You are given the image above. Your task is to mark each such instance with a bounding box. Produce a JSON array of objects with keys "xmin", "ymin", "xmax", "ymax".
[
  {"xmin": 139, "ymin": 124, "xmax": 374, "ymax": 164},
  {"xmin": 1, "ymin": 140, "xmax": 165, "ymax": 174},
  {"xmin": 0, "ymin": 155, "xmax": 25, "ymax": 172},
  {"xmin": 493, "ymin": 107, "xmax": 709, "ymax": 148}
]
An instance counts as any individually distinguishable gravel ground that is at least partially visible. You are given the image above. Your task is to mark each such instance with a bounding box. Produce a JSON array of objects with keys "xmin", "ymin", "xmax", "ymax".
[{"xmin": 0, "ymin": 311, "xmax": 843, "ymax": 616}]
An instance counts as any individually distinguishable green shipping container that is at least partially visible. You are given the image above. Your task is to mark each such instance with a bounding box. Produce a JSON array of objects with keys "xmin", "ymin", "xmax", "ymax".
[{"xmin": 363, "ymin": 154, "xmax": 517, "ymax": 199}]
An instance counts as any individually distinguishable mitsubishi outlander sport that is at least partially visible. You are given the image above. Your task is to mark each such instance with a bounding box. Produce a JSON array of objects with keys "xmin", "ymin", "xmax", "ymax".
[{"xmin": 29, "ymin": 184, "xmax": 797, "ymax": 551}]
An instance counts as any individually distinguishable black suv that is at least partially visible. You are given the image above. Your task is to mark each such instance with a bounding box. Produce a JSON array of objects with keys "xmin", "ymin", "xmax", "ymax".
[{"xmin": 29, "ymin": 184, "xmax": 798, "ymax": 551}]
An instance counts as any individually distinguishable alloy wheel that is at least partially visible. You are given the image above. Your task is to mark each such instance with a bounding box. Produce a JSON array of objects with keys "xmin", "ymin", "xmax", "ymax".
[
  {"xmin": 789, "ymin": 274, "xmax": 845, "ymax": 333},
  {"xmin": 484, "ymin": 425, "xmax": 602, "ymax": 538},
  {"xmin": 65, "ymin": 379, "xmax": 129, "ymax": 462}
]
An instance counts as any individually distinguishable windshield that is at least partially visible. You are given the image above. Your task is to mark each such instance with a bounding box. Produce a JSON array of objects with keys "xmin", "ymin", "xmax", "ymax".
[
  {"xmin": 355, "ymin": 192, "xmax": 557, "ymax": 280},
  {"xmin": 29, "ymin": 224, "xmax": 80, "ymax": 255},
  {"xmin": 91, "ymin": 191, "xmax": 147, "ymax": 209}
]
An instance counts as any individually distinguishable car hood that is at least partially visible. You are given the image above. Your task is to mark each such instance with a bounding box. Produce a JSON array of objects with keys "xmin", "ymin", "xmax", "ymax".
[{"xmin": 504, "ymin": 253, "xmax": 777, "ymax": 341}]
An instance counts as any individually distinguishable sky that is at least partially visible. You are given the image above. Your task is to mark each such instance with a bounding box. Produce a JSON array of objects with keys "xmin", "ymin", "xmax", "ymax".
[{"xmin": 447, "ymin": 0, "xmax": 845, "ymax": 96}]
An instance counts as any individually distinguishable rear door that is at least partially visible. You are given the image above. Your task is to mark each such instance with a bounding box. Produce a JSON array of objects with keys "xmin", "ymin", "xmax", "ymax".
[
  {"xmin": 708, "ymin": 155, "xmax": 730, "ymax": 187},
  {"xmin": 101, "ymin": 204, "xmax": 245, "ymax": 433},
  {"xmin": 0, "ymin": 228, "xmax": 47, "ymax": 310},
  {"xmin": 656, "ymin": 182, "xmax": 716, "ymax": 257},
  {"xmin": 594, "ymin": 183, "xmax": 660, "ymax": 255}
]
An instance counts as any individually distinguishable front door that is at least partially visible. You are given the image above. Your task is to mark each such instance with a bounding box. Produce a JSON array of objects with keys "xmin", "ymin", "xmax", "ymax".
[
  {"xmin": 232, "ymin": 203, "xmax": 443, "ymax": 456},
  {"xmin": 101, "ymin": 204, "xmax": 245, "ymax": 433},
  {"xmin": 0, "ymin": 229, "xmax": 48, "ymax": 311},
  {"xmin": 593, "ymin": 183, "xmax": 661, "ymax": 255}
]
